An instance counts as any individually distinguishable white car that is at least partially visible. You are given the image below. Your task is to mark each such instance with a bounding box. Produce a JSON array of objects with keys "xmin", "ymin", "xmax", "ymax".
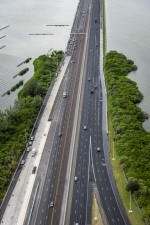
[
  {"xmin": 26, "ymin": 147, "xmax": 30, "ymax": 152},
  {"xmin": 50, "ymin": 202, "xmax": 54, "ymax": 207},
  {"xmin": 97, "ymin": 147, "xmax": 100, "ymax": 152},
  {"xmin": 21, "ymin": 159, "xmax": 25, "ymax": 165},
  {"xmin": 74, "ymin": 177, "xmax": 78, "ymax": 182}
]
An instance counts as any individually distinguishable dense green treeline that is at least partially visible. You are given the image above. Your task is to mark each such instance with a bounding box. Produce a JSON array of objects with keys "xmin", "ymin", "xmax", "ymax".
[
  {"xmin": 0, "ymin": 50, "xmax": 63, "ymax": 205},
  {"xmin": 104, "ymin": 51, "xmax": 150, "ymax": 223}
]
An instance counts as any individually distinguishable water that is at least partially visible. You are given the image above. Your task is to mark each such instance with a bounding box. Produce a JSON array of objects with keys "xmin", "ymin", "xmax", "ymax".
[
  {"xmin": 0, "ymin": 0, "xmax": 78, "ymax": 110},
  {"xmin": 105, "ymin": 0, "xmax": 150, "ymax": 131}
]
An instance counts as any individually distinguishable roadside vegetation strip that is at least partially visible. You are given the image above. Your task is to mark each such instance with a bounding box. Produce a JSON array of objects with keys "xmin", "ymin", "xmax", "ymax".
[
  {"xmin": 0, "ymin": 50, "xmax": 63, "ymax": 206},
  {"xmin": 101, "ymin": 0, "xmax": 106, "ymax": 54},
  {"xmin": 104, "ymin": 51, "xmax": 150, "ymax": 224},
  {"xmin": 109, "ymin": 139, "xmax": 145, "ymax": 225},
  {"xmin": 92, "ymin": 193, "xmax": 103, "ymax": 225}
]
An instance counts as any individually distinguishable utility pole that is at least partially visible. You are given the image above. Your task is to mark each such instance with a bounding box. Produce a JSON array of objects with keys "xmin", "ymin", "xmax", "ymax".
[{"xmin": 112, "ymin": 141, "xmax": 115, "ymax": 160}]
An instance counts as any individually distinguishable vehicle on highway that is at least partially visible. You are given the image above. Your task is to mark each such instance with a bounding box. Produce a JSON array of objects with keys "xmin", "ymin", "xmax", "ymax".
[
  {"xmin": 88, "ymin": 78, "xmax": 91, "ymax": 81},
  {"xmin": 97, "ymin": 147, "xmax": 100, "ymax": 152},
  {"xmin": 50, "ymin": 202, "xmax": 54, "ymax": 207},
  {"xmin": 21, "ymin": 159, "xmax": 25, "ymax": 165},
  {"xmin": 95, "ymin": 18, "xmax": 97, "ymax": 22},
  {"xmin": 28, "ymin": 141, "xmax": 32, "ymax": 146},
  {"xmin": 32, "ymin": 166, "xmax": 37, "ymax": 174},
  {"xmin": 58, "ymin": 131, "xmax": 62, "ymax": 137},
  {"xmin": 94, "ymin": 85, "xmax": 97, "ymax": 89},
  {"xmin": 63, "ymin": 92, "xmax": 67, "ymax": 98},
  {"xmin": 74, "ymin": 176, "xmax": 78, "ymax": 182},
  {"xmin": 91, "ymin": 90, "xmax": 94, "ymax": 94},
  {"xmin": 26, "ymin": 147, "xmax": 30, "ymax": 152},
  {"xmin": 30, "ymin": 136, "xmax": 34, "ymax": 141},
  {"xmin": 31, "ymin": 148, "xmax": 36, "ymax": 157},
  {"xmin": 84, "ymin": 126, "xmax": 87, "ymax": 130}
]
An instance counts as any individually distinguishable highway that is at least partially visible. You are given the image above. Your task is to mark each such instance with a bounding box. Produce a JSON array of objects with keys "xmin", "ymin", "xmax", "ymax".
[
  {"xmin": 69, "ymin": 0, "xmax": 131, "ymax": 225},
  {"xmin": 0, "ymin": 0, "xmax": 132, "ymax": 224},
  {"xmin": 23, "ymin": 0, "xmax": 90, "ymax": 224}
]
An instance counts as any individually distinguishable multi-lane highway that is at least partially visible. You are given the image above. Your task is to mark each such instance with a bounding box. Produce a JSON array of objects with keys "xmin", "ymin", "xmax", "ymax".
[
  {"xmin": 0, "ymin": 0, "xmax": 132, "ymax": 224},
  {"xmin": 69, "ymin": 0, "xmax": 132, "ymax": 224},
  {"xmin": 23, "ymin": 0, "xmax": 90, "ymax": 224}
]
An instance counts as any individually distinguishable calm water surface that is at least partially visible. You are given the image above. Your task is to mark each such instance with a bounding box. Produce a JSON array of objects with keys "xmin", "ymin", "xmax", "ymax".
[
  {"xmin": 106, "ymin": 0, "xmax": 150, "ymax": 131},
  {"xmin": 0, "ymin": 0, "xmax": 78, "ymax": 110}
]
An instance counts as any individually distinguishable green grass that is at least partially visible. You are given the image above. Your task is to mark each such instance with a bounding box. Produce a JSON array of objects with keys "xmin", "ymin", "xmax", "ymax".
[
  {"xmin": 92, "ymin": 193, "xmax": 103, "ymax": 225},
  {"xmin": 101, "ymin": 0, "xmax": 106, "ymax": 54},
  {"xmin": 107, "ymin": 99, "xmax": 145, "ymax": 225}
]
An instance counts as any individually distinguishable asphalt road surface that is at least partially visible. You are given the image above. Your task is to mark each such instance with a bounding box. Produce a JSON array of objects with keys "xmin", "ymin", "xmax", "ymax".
[
  {"xmin": 23, "ymin": 0, "xmax": 90, "ymax": 224},
  {"xmin": 69, "ymin": 0, "xmax": 131, "ymax": 225},
  {"xmin": 1, "ymin": 0, "xmax": 132, "ymax": 224}
]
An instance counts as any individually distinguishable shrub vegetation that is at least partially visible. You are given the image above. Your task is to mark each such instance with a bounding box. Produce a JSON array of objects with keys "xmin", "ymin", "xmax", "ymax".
[
  {"xmin": 0, "ymin": 50, "xmax": 63, "ymax": 205},
  {"xmin": 104, "ymin": 51, "xmax": 150, "ymax": 223},
  {"xmin": 25, "ymin": 57, "xmax": 32, "ymax": 63},
  {"xmin": 10, "ymin": 80, "xmax": 24, "ymax": 92},
  {"xmin": 19, "ymin": 68, "xmax": 29, "ymax": 76}
]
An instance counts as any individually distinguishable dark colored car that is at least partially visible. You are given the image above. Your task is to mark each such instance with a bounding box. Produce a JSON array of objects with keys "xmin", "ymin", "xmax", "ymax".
[{"xmin": 32, "ymin": 166, "xmax": 37, "ymax": 174}]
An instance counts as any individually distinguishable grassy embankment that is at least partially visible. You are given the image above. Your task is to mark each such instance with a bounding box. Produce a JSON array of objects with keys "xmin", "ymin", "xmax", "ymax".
[
  {"xmin": 0, "ymin": 50, "xmax": 63, "ymax": 205},
  {"xmin": 104, "ymin": 51, "xmax": 150, "ymax": 225},
  {"xmin": 92, "ymin": 193, "xmax": 103, "ymax": 225},
  {"xmin": 102, "ymin": 0, "xmax": 150, "ymax": 224},
  {"xmin": 101, "ymin": 0, "xmax": 106, "ymax": 54}
]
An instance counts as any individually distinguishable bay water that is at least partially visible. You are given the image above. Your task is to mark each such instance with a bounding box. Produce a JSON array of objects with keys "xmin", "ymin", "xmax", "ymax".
[
  {"xmin": 0, "ymin": 0, "xmax": 78, "ymax": 110},
  {"xmin": 105, "ymin": 0, "xmax": 150, "ymax": 131}
]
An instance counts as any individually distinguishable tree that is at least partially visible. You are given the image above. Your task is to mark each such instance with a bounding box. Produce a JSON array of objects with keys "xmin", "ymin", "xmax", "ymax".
[{"xmin": 126, "ymin": 180, "xmax": 140, "ymax": 194}]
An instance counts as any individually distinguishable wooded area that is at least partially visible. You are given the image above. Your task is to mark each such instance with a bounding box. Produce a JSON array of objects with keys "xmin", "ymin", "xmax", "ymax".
[
  {"xmin": 104, "ymin": 51, "xmax": 150, "ymax": 223},
  {"xmin": 0, "ymin": 50, "xmax": 63, "ymax": 205}
]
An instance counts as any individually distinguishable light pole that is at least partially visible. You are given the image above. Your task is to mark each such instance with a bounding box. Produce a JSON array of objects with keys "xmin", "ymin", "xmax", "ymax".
[
  {"xmin": 112, "ymin": 141, "xmax": 115, "ymax": 160},
  {"xmin": 129, "ymin": 191, "xmax": 133, "ymax": 212}
]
